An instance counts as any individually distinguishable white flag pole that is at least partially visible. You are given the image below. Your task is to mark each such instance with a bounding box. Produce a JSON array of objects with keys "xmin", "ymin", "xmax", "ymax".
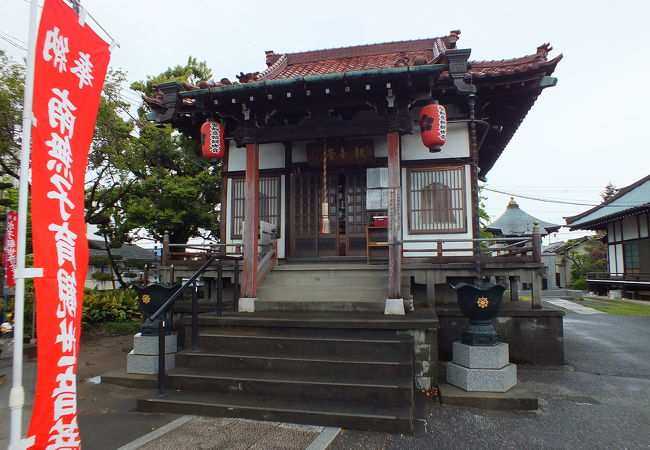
[{"xmin": 9, "ymin": 0, "xmax": 41, "ymax": 445}]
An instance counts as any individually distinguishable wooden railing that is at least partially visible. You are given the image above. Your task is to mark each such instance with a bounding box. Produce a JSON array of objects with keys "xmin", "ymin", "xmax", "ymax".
[
  {"xmin": 162, "ymin": 242, "xmax": 241, "ymax": 266},
  {"xmin": 402, "ymin": 236, "xmax": 541, "ymax": 263},
  {"xmin": 587, "ymin": 272, "xmax": 650, "ymax": 283},
  {"xmin": 257, "ymin": 241, "xmax": 278, "ymax": 287}
]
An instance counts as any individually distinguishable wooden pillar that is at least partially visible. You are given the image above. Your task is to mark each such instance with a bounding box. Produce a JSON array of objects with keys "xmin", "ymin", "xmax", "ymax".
[
  {"xmin": 531, "ymin": 270, "xmax": 543, "ymax": 309},
  {"xmin": 531, "ymin": 221, "xmax": 542, "ymax": 309},
  {"xmin": 509, "ymin": 276, "xmax": 520, "ymax": 302},
  {"xmin": 386, "ymin": 130, "xmax": 404, "ymax": 314},
  {"xmin": 241, "ymin": 143, "xmax": 260, "ymax": 302},
  {"xmin": 426, "ymin": 270, "xmax": 436, "ymax": 308},
  {"xmin": 532, "ymin": 221, "xmax": 542, "ymax": 264},
  {"xmin": 161, "ymin": 231, "xmax": 170, "ymax": 266}
]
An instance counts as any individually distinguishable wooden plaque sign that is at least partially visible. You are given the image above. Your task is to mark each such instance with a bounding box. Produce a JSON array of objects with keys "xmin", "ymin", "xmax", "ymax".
[{"xmin": 307, "ymin": 140, "xmax": 374, "ymax": 167}]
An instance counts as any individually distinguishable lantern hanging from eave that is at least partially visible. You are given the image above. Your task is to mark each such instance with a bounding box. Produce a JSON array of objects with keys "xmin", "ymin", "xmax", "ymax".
[
  {"xmin": 200, "ymin": 120, "xmax": 225, "ymax": 159},
  {"xmin": 419, "ymin": 102, "xmax": 447, "ymax": 153}
]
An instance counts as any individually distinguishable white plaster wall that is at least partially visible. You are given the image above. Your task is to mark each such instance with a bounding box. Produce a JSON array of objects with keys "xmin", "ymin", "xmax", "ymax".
[
  {"xmin": 260, "ymin": 143, "xmax": 285, "ymax": 169},
  {"xmin": 615, "ymin": 243, "xmax": 624, "ymax": 275},
  {"xmin": 608, "ymin": 244, "xmax": 617, "ymax": 274},
  {"xmin": 228, "ymin": 145, "xmax": 246, "ymax": 171},
  {"xmin": 291, "ymin": 141, "xmax": 308, "ymax": 163},
  {"xmin": 224, "ymin": 176, "xmax": 286, "ymax": 259},
  {"xmin": 622, "ymin": 216, "xmax": 639, "ymax": 241},
  {"xmin": 227, "ymin": 142, "xmax": 285, "ymax": 171},
  {"xmin": 401, "ymin": 122, "xmax": 469, "ymax": 161},
  {"xmin": 614, "ymin": 222, "xmax": 622, "ymax": 242},
  {"xmin": 640, "ymin": 213, "xmax": 649, "ymax": 238},
  {"xmin": 401, "ymin": 164, "xmax": 473, "ymax": 257}
]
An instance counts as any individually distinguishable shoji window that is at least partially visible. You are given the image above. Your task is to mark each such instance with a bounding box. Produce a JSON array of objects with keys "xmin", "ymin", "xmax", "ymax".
[
  {"xmin": 231, "ymin": 176, "xmax": 281, "ymax": 239},
  {"xmin": 407, "ymin": 166, "xmax": 466, "ymax": 233}
]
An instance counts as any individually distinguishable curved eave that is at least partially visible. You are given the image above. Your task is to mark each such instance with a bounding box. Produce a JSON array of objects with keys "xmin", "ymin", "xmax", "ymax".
[
  {"xmin": 567, "ymin": 205, "xmax": 650, "ymax": 231},
  {"xmin": 178, "ymin": 64, "xmax": 448, "ymax": 100}
]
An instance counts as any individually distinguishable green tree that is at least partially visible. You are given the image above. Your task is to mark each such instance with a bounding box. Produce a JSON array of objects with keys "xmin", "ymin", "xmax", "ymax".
[
  {"xmin": 478, "ymin": 185, "xmax": 495, "ymax": 239},
  {"xmin": 0, "ymin": 50, "xmax": 24, "ymax": 180},
  {"xmin": 601, "ymin": 182, "xmax": 619, "ymax": 202},
  {"xmin": 126, "ymin": 57, "xmax": 222, "ymax": 245},
  {"xmin": 85, "ymin": 69, "xmax": 139, "ymax": 288},
  {"xmin": 559, "ymin": 235, "xmax": 607, "ymax": 288}
]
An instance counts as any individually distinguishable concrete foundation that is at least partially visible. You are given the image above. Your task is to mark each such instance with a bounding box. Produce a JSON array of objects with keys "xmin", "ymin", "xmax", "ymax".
[
  {"xmin": 127, "ymin": 351, "xmax": 175, "ymax": 374},
  {"xmin": 447, "ymin": 362, "xmax": 517, "ymax": 392},
  {"xmin": 127, "ymin": 332, "xmax": 177, "ymax": 375},
  {"xmin": 452, "ymin": 341, "xmax": 509, "ymax": 369},
  {"xmin": 239, "ymin": 297, "xmax": 256, "ymax": 312},
  {"xmin": 384, "ymin": 298, "xmax": 405, "ymax": 315},
  {"xmin": 447, "ymin": 341, "xmax": 517, "ymax": 393}
]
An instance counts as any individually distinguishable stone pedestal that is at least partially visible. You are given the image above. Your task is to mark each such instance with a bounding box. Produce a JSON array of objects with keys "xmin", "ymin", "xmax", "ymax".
[
  {"xmin": 447, "ymin": 341, "xmax": 516, "ymax": 392},
  {"xmin": 127, "ymin": 332, "xmax": 177, "ymax": 375}
]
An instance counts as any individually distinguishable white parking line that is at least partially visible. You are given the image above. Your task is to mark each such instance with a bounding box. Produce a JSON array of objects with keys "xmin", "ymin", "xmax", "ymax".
[
  {"xmin": 546, "ymin": 299, "xmax": 606, "ymax": 314},
  {"xmin": 305, "ymin": 427, "xmax": 341, "ymax": 450}
]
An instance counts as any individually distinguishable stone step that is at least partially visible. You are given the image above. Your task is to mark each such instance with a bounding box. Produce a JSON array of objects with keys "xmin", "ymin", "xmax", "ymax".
[
  {"xmin": 175, "ymin": 350, "xmax": 412, "ymax": 379},
  {"xmin": 163, "ymin": 366, "xmax": 412, "ymax": 407},
  {"xmin": 137, "ymin": 390, "xmax": 413, "ymax": 434},
  {"xmin": 260, "ymin": 273, "xmax": 409, "ymax": 287},
  {"xmin": 187, "ymin": 311, "xmax": 437, "ymax": 331},
  {"xmin": 254, "ymin": 299, "xmax": 387, "ymax": 312},
  {"xmin": 196, "ymin": 332, "xmax": 412, "ymax": 360},
  {"xmin": 257, "ymin": 286, "xmax": 410, "ymax": 302},
  {"xmin": 190, "ymin": 324, "xmax": 414, "ymax": 340}
]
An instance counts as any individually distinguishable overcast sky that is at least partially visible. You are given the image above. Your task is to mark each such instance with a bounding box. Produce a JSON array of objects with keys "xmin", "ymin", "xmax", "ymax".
[{"xmin": 2, "ymin": 0, "xmax": 649, "ymax": 245}]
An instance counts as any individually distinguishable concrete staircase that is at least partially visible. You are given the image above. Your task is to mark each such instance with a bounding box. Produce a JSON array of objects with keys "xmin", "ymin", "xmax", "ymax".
[
  {"xmin": 133, "ymin": 315, "xmax": 415, "ymax": 433},
  {"xmin": 256, "ymin": 263, "xmax": 411, "ymax": 312}
]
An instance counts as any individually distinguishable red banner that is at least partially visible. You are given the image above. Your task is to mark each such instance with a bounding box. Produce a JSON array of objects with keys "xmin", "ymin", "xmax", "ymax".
[
  {"xmin": 3, "ymin": 211, "xmax": 18, "ymax": 287},
  {"xmin": 28, "ymin": 0, "xmax": 111, "ymax": 448}
]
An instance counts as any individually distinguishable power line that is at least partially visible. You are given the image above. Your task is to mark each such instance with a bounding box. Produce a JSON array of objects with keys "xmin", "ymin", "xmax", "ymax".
[
  {"xmin": 0, "ymin": 30, "xmax": 27, "ymax": 51},
  {"xmin": 484, "ymin": 187, "xmax": 643, "ymax": 208},
  {"xmin": 194, "ymin": 0, "xmax": 263, "ymax": 53}
]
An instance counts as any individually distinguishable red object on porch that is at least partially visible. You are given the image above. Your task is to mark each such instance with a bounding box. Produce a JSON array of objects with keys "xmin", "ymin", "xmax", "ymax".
[
  {"xmin": 200, "ymin": 120, "xmax": 225, "ymax": 159},
  {"xmin": 373, "ymin": 216, "xmax": 388, "ymax": 227},
  {"xmin": 419, "ymin": 103, "xmax": 447, "ymax": 152}
]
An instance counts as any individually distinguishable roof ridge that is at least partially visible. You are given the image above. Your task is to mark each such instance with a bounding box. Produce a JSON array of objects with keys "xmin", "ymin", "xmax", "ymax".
[
  {"xmin": 282, "ymin": 37, "xmax": 442, "ymax": 58},
  {"xmin": 281, "ymin": 37, "xmax": 444, "ymax": 65},
  {"xmin": 471, "ymin": 43, "xmax": 558, "ymax": 67},
  {"xmin": 258, "ymin": 54, "xmax": 288, "ymax": 81}
]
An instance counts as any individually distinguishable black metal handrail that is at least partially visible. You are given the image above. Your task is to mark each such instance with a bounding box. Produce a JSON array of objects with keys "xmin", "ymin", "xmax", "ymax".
[{"xmin": 151, "ymin": 252, "xmax": 242, "ymax": 396}]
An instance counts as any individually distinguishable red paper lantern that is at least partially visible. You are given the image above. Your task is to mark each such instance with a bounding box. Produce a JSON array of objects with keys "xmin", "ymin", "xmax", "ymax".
[
  {"xmin": 200, "ymin": 120, "xmax": 225, "ymax": 159},
  {"xmin": 419, "ymin": 103, "xmax": 447, "ymax": 153}
]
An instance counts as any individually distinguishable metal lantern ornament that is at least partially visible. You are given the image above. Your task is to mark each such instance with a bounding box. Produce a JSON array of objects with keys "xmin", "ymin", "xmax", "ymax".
[
  {"xmin": 419, "ymin": 101, "xmax": 447, "ymax": 153},
  {"xmin": 200, "ymin": 120, "xmax": 225, "ymax": 159}
]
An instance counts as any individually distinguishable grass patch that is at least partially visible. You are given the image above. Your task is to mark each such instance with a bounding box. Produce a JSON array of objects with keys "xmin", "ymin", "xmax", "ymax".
[
  {"xmin": 588, "ymin": 301, "xmax": 650, "ymax": 316},
  {"xmin": 84, "ymin": 320, "xmax": 142, "ymax": 336}
]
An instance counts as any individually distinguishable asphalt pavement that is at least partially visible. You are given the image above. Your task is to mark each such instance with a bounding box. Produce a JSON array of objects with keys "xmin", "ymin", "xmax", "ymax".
[{"xmin": 333, "ymin": 299, "xmax": 650, "ymax": 449}]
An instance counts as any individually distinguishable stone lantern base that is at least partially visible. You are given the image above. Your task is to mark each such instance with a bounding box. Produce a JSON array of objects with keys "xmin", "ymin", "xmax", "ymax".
[{"xmin": 446, "ymin": 341, "xmax": 517, "ymax": 392}]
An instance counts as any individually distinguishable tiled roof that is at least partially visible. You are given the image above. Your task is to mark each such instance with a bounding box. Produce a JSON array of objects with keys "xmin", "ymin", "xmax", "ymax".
[
  {"xmin": 259, "ymin": 37, "xmax": 448, "ymax": 81},
  {"xmin": 258, "ymin": 34, "xmax": 561, "ymax": 82},
  {"xmin": 487, "ymin": 198, "xmax": 561, "ymax": 237},
  {"xmin": 566, "ymin": 174, "xmax": 650, "ymax": 229},
  {"xmin": 88, "ymin": 240, "xmax": 157, "ymax": 262}
]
